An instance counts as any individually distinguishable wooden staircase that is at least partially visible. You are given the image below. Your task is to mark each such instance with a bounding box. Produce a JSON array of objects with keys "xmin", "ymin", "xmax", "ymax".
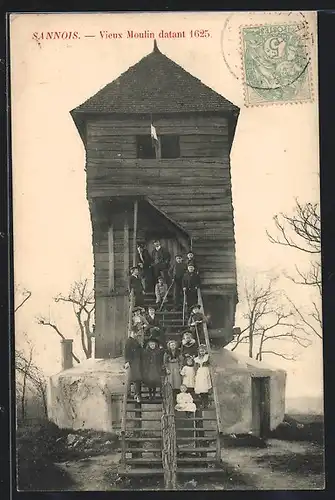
[{"xmin": 119, "ymin": 287, "xmax": 224, "ymax": 487}]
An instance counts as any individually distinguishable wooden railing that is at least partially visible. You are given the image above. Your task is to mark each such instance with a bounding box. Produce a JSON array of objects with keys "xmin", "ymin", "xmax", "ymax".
[
  {"xmin": 120, "ymin": 288, "xmax": 135, "ymax": 466},
  {"xmin": 120, "ymin": 368, "xmax": 130, "ymax": 466},
  {"xmin": 161, "ymin": 376, "xmax": 177, "ymax": 490},
  {"xmin": 197, "ymin": 288, "xmax": 223, "ymax": 438}
]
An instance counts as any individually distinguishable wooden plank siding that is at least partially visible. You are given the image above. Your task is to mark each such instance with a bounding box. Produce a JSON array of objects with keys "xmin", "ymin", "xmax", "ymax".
[
  {"xmin": 87, "ymin": 115, "xmax": 237, "ymax": 351},
  {"xmin": 86, "ymin": 115, "xmax": 236, "ymax": 296}
]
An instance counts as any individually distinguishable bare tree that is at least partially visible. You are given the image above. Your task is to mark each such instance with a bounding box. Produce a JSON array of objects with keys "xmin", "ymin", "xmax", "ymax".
[
  {"xmin": 267, "ymin": 199, "xmax": 322, "ymax": 339},
  {"xmin": 229, "ymin": 276, "xmax": 311, "ymax": 361},
  {"xmin": 37, "ymin": 279, "xmax": 95, "ymax": 359},
  {"xmin": 16, "ymin": 343, "xmax": 48, "ymax": 419},
  {"xmin": 16, "ymin": 343, "xmax": 34, "ymax": 420}
]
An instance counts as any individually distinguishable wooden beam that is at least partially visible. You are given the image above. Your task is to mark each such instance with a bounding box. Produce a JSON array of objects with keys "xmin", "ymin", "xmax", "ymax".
[
  {"xmin": 108, "ymin": 224, "xmax": 114, "ymax": 293},
  {"xmin": 124, "ymin": 213, "xmax": 129, "ymax": 282},
  {"xmin": 132, "ymin": 200, "xmax": 138, "ymax": 267}
]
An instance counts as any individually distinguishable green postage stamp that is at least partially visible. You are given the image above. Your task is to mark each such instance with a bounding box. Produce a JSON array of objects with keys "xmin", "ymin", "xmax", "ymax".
[{"xmin": 241, "ymin": 23, "xmax": 312, "ymax": 106}]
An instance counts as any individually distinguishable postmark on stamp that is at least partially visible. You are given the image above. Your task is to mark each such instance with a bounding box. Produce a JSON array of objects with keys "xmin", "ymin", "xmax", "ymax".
[{"xmin": 240, "ymin": 23, "xmax": 312, "ymax": 106}]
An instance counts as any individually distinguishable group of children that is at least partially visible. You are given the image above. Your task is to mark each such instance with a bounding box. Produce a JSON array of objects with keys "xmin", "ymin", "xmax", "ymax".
[
  {"xmin": 125, "ymin": 321, "xmax": 212, "ymax": 412},
  {"xmin": 130, "ymin": 239, "xmax": 201, "ymax": 312}
]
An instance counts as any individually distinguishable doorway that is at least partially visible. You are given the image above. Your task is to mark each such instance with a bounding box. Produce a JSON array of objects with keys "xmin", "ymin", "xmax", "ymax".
[{"xmin": 251, "ymin": 377, "xmax": 270, "ymax": 438}]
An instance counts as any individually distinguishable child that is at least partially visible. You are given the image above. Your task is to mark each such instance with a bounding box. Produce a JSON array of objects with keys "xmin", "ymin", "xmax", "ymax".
[
  {"xmin": 170, "ymin": 254, "xmax": 186, "ymax": 310},
  {"xmin": 155, "ymin": 276, "xmax": 168, "ymax": 309},
  {"xmin": 136, "ymin": 242, "xmax": 152, "ymax": 292},
  {"xmin": 163, "ymin": 340, "xmax": 183, "ymax": 400},
  {"xmin": 175, "ymin": 384, "xmax": 196, "ymax": 415},
  {"xmin": 188, "ymin": 304, "xmax": 207, "ymax": 344},
  {"xmin": 180, "ymin": 331, "xmax": 198, "ymax": 361},
  {"xmin": 186, "ymin": 250, "xmax": 197, "ymax": 271},
  {"xmin": 145, "ymin": 306, "xmax": 160, "ymax": 328},
  {"xmin": 180, "ymin": 357, "xmax": 196, "ymax": 397},
  {"xmin": 124, "ymin": 329, "xmax": 144, "ymax": 403},
  {"xmin": 129, "ymin": 266, "xmax": 145, "ymax": 307},
  {"xmin": 146, "ymin": 326, "xmax": 165, "ymax": 350},
  {"xmin": 151, "ymin": 239, "xmax": 171, "ymax": 285},
  {"xmin": 132, "ymin": 306, "xmax": 149, "ymax": 344},
  {"xmin": 194, "ymin": 344, "xmax": 212, "ymax": 409},
  {"xmin": 182, "ymin": 263, "xmax": 200, "ymax": 310},
  {"xmin": 142, "ymin": 338, "xmax": 164, "ymax": 400}
]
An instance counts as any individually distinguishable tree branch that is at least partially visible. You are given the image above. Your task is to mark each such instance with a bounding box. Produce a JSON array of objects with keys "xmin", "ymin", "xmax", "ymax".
[
  {"xmin": 15, "ymin": 290, "xmax": 32, "ymax": 312},
  {"xmin": 37, "ymin": 317, "xmax": 81, "ymax": 363}
]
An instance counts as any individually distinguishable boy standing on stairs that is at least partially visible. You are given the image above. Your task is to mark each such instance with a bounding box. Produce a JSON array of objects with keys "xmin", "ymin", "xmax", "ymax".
[
  {"xmin": 151, "ymin": 239, "xmax": 171, "ymax": 285},
  {"xmin": 142, "ymin": 338, "xmax": 164, "ymax": 400},
  {"xmin": 129, "ymin": 266, "xmax": 145, "ymax": 307},
  {"xmin": 155, "ymin": 276, "xmax": 168, "ymax": 309},
  {"xmin": 124, "ymin": 329, "xmax": 144, "ymax": 403},
  {"xmin": 136, "ymin": 242, "xmax": 152, "ymax": 292},
  {"xmin": 170, "ymin": 254, "xmax": 186, "ymax": 311},
  {"xmin": 182, "ymin": 263, "xmax": 200, "ymax": 310},
  {"xmin": 188, "ymin": 304, "xmax": 207, "ymax": 344}
]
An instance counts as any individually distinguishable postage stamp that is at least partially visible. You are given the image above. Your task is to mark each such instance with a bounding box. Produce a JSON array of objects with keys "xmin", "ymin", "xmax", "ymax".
[{"xmin": 240, "ymin": 23, "xmax": 313, "ymax": 106}]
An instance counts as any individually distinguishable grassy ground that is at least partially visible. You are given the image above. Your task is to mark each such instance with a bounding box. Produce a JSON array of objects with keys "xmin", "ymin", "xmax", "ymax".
[{"xmin": 16, "ymin": 414, "xmax": 325, "ymax": 491}]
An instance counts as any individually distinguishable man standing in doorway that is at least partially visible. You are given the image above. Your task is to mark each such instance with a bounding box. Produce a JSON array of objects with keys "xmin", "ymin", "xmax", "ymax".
[{"xmin": 151, "ymin": 239, "xmax": 171, "ymax": 285}]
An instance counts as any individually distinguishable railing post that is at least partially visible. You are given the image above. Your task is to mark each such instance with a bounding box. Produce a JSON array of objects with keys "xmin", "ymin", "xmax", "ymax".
[
  {"xmin": 61, "ymin": 339, "xmax": 74, "ymax": 371},
  {"xmin": 161, "ymin": 377, "xmax": 177, "ymax": 490},
  {"xmin": 197, "ymin": 289, "xmax": 223, "ymax": 439},
  {"xmin": 121, "ymin": 369, "xmax": 130, "ymax": 466}
]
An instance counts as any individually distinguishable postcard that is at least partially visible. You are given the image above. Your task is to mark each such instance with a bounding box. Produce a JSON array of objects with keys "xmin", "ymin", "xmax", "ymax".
[{"xmin": 10, "ymin": 11, "xmax": 323, "ymax": 491}]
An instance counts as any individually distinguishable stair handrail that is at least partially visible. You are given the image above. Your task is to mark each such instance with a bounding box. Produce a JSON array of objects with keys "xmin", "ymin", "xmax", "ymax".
[
  {"xmin": 120, "ymin": 367, "xmax": 130, "ymax": 465},
  {"xmin": 161, "ymin": 375, "xmax": 177, "ymax": 490},
  {"xmin": 121, "ymin": 289, "xmax": 135, "ymax": 466},
  {"xmin": 127, "ymin": 289, "xmax": 135, "ymax": 337},
  {"xmin": 197, "ymin": 288, "xmax": 223, "ymax": 434}
]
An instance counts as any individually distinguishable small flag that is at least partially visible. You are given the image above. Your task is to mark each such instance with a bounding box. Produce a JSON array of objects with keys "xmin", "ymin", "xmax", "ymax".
[{"xmin": 150, "ymin": 123, "xmax": 158, "ymax": 143}]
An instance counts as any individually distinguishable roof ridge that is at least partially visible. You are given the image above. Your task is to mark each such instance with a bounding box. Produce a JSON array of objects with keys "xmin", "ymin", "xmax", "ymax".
[{"xmin": 71, "ymin": 47, "xmax": 239, "ymax": 115}]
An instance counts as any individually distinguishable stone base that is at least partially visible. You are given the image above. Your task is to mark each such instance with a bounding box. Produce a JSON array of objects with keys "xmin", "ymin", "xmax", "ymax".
[
  {"xmin": 47, "ymin": 349, "xmax": 286, "ymax": 434},
  {"xmin": 47, "ymin": 358, "xmax": 126, "ymax": 432}
]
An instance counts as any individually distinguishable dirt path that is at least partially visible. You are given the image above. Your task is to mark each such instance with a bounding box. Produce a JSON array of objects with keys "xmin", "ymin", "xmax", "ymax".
[
  {"xmin": 56, "ymin": 453, "xmax": 122, "ymax": 491},
  {"xmin": 220, "ymin": 439, "xmax": 324, "ymax": 490},
  {"xmin": 55, "ymin": 440, "xmax": 324, "ymax": 490}
]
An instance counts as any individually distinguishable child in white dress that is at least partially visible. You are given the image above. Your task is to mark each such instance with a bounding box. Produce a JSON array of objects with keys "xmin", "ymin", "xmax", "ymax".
[
  {"xmin": 180, "ymin": 357, "xmax": 196, "ymax": 397},
  {"xmin": 194, "ymin": 344, "xmax": 212, "ymax": 409},
  {"xmin": 175, "ymin": 384, "xmax": 196, "ymax": 416}
]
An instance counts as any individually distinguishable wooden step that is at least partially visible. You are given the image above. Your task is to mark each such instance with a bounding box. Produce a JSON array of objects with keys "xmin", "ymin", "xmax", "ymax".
[
  {"xmin": 125, "ymin": 437, "xmax": 162, "ymax": 442},
  {"xmin": 177, "ymin": 457, "xmax": 218, "ymax": 463},
  {"xmin": 176, "ymin": 417, "xmax": 216, "ymax": 421},
  {"xmin": 126, "ymin": 408, "xmax": 161, "ymax": 413},
  {"xmin": 176, "ymin": 428, "xmax": 216, "ymax": 432},
  {"xmin": 126, "ymin": 448, "xmax": 162, "ymax": 453},
  {"xmin": 118, "ymin": 467, "xmax": 164, "ymax": 476},
  {"xmin": 177, "ymin": 437, "xmax": 216, "ymax": 441},
  {"xmin": 156, "ymin": 311, "xmax": 183, "ymax": 316},
  {"xmin": 177, "ymin": 467, "xmax": 223, "ymax": 475},
  {"xmin": 126, "ymin": 417, "xmax": 161, "ymax": 421},
  {"xmin": 125, "ymin": 457, "xmax": 218, "ymax": 465},
  {"xmin": 177, "ymin": 447, "xmax": 216, "ymax": 452},
  {"xmin": 118, "ymin": 467, "xmax": 223, "ymax": 476},
  {"xmin": 128, "ymin": 429, "xmax": 162, "ymax": 433},
  {"xmin": 127, "ymin": 399, "xmax": 162, "ymax": 404}
]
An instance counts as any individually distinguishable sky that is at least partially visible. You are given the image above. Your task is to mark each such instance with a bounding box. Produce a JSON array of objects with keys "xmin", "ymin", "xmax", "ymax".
[{"xmin": 10, "ymin": 11, "xmax": 322, "ymax": 401}]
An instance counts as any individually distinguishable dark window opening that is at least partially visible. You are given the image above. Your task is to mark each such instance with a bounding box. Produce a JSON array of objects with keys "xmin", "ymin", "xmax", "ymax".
[
  {"xmin": 160, "ymin": 135, "xmax": 180, "ymax": 158},
  {"xmin": 136, "ymin": 135, "xmax": 180, "ymax": 159},
  {"xmin": 136, "ymin": 135, "xmax": 156, "ymax": 159}
]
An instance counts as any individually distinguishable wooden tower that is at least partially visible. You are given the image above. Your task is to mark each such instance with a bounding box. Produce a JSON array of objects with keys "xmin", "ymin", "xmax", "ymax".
[{"xmin": 71, "ymin": 42, "xmax": 240, "ymax": 358}]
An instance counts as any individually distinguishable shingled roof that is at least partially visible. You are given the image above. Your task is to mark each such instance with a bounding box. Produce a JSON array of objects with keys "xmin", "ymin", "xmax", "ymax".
[{"xmin": 71, "ymin": 41, "xmax": 238, "ymax": 115}]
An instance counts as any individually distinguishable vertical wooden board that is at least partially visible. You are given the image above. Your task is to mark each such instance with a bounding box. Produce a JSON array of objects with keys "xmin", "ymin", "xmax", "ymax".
[
  {"xmin": 114, "ymin": 295, "xmax": 127, "ymax": 357},
  {"xmin": 108, "ymin": 224, "xmax": 114, "ymax": 292},
  {"xmin": 124, "ymin": 213, "xmax": 129, "ymax": 288}
]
